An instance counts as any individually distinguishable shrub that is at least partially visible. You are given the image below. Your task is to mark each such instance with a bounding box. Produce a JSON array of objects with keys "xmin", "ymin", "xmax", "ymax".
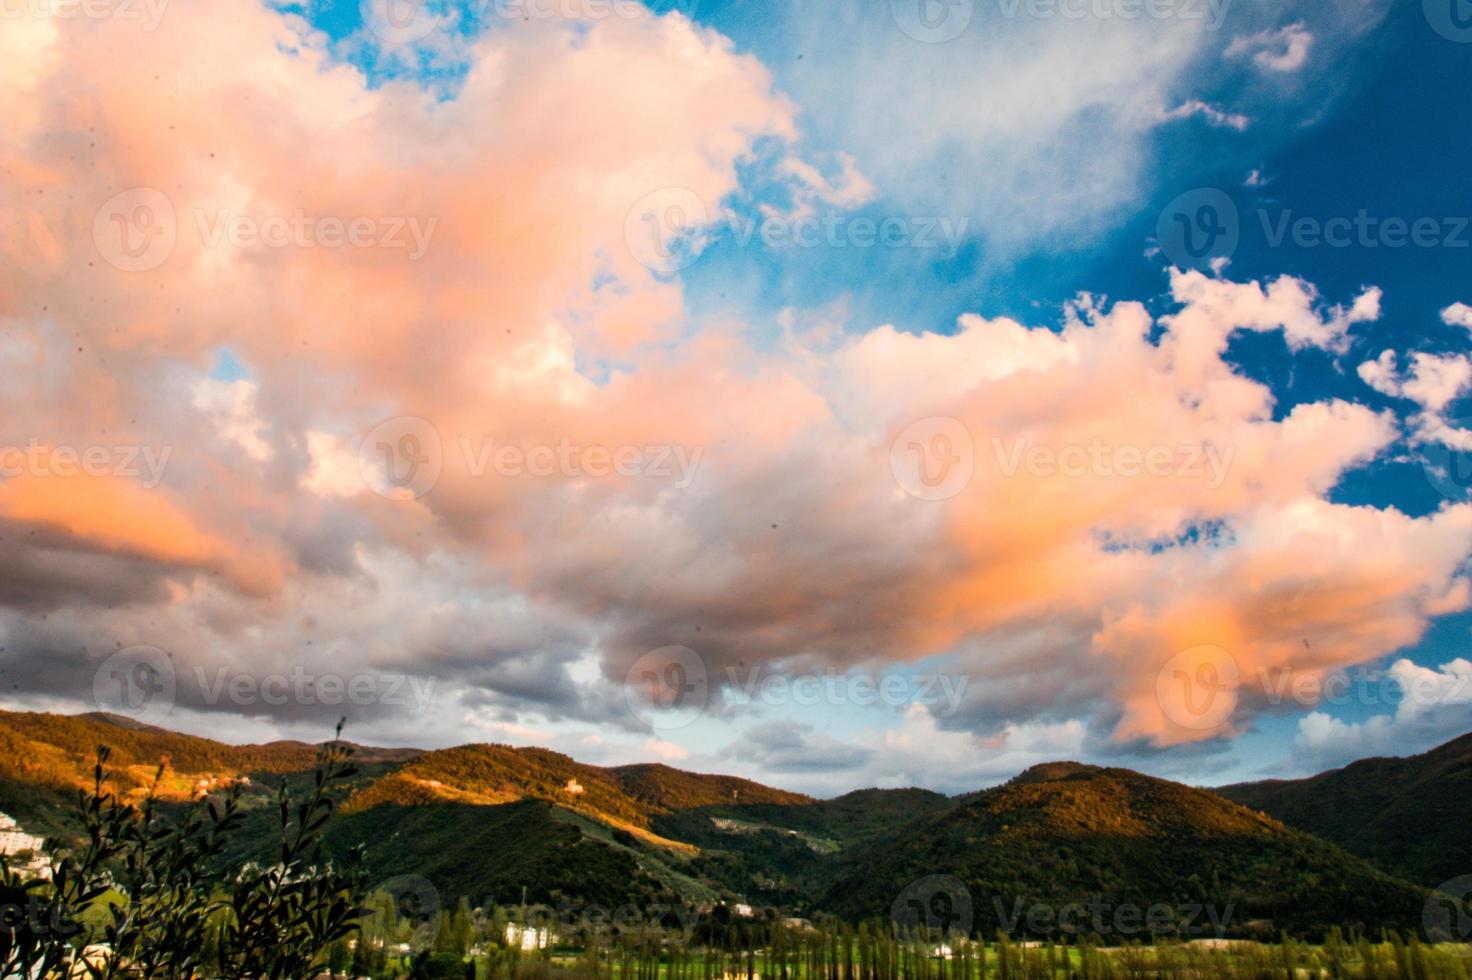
[{"xmin": 0, "ymin": 722, "xmax": 367, "ymax": 978}]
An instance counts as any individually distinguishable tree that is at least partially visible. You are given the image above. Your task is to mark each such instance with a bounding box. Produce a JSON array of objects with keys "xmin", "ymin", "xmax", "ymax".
[
  {"xmin": 327, "ymin": 935, "xmax": 353, "ymax": 976},
  {"xmin": 0, "ymin": 722, "xmax": 368, "ymax": 979},
  {"xmin": 410, "ymin": 950, "xmax": 466, "ymax": 978},
  {"xmin": 434, "ymin": 896, "xmax": 474, "ymax": 956}
]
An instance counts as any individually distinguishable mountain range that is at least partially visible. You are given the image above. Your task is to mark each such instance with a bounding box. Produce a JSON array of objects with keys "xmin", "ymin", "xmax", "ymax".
[
  {"xmin": 1219, "ymin": 732, "xmax": 1472, "ymax": 889},
  {"xmin": 0, "ymin": 709, "xmax": 1465, "ymax": 939}
]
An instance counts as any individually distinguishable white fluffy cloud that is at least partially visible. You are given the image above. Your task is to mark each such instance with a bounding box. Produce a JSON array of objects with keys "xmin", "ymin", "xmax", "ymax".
[
  {"xmin": 720, "ymin": 709, "xmax": 1089, "ymax": 796},
  {"xmin": 1226, "ymin": 22, "xmax": 1314, "ymax": 73},
  {"xmin": 1442, "ymin": 303, "xmax": 1472, "ymax": 332},
  {"xmin": 1292, "ymin": 658, "xmax": 1472, "ymax": 770},
  {"xmin": 1161, "ymin": 100, "xmax": 1251, "ymax": 131},
  {"xmin": 1359, "ymin": 347, "xmax": 1472, "ymax": 449}
]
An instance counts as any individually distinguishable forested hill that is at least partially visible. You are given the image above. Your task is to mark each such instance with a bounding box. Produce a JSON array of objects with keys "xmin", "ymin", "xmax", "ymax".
[
  {"xmin": 0, "ymin": 708, "xmax": 1460, "ymax": 939},
  {"xmin": 1218, "ymin": 731, "xmax": 1472, "ymax": 887}
]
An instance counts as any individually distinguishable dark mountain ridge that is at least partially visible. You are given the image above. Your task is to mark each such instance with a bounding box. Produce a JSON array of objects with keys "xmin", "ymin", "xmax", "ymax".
[
  {"xmin": 1218, "ymin": 731, "xmax": 1472, "ymax": 886},
  {"xmin": 820, "ymin": 762, "xmax": 1434, "ymax": 937},
  {"xmin": 1, "ymin": 708, "xmax": 1463, "ymax": 938}
]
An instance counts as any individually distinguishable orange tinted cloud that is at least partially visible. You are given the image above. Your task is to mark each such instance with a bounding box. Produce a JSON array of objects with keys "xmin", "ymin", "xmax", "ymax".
[
  {"xmin": 0, "ymin": 472, "xmax": 283, "ymax": 597},
  {"xmin": 1, "ymin": 0, "xmax": 1468, "ymax": 755}
]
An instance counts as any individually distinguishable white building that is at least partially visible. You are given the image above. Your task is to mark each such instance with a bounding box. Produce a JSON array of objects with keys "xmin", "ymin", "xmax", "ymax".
[
  {"xmin": 505, "ymin": 923, "xmax": 554, "ymax": 951},
  {"xmin": 0, "ymin": 813, "xmax": 49, "ymax": 879}
]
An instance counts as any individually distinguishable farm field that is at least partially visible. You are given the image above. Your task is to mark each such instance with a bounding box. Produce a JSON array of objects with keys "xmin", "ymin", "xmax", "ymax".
[{"xmin": 360, "ymin": 929, "xmax": 1472, "ymax": 980}]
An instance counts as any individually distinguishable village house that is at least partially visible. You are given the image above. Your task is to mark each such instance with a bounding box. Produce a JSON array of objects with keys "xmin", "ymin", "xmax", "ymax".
[{"xmin": 0, "ymin": 812, "xmax": 50, "ymax": 879}]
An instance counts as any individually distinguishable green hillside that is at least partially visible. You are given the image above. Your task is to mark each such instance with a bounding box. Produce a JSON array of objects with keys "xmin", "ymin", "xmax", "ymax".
[
  {"xmin": 1218, "ymin": 732, "xmax": 1472, "ymax": 887},
  {"xmin": 610, "ymin": 762, "xmax": 813, "ymax": 812},
  {"xmin": 240, "ymin": 795, "xmax": 720, "ymax": 909},
  {"xmin": 648, "ymin": 787, "xmax": 956, "ymax": 910},
  {"xmin": 0, "ymin": 709, "xmax": 415, "ymax": 793},
  {"xmin": 0, "ymin": 708, "xmax": 417, "ymax": 837},
  {"xmin": 819, "ymin": 762, "xmax": 1433, "ymax": 939},
  {"xmin": 0, "ymin": 709, "xmax": 1457, "ymax": 939}
]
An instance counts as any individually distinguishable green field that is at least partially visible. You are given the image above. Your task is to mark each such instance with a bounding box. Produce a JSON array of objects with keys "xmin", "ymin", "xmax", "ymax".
[
  {"xmin": 342, "ymin": 899, "xmax": 1472, "ymax": 980},
  {"xmin": 365, "ymin": 936, "xmax": 1472, "ymax": 980}
]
